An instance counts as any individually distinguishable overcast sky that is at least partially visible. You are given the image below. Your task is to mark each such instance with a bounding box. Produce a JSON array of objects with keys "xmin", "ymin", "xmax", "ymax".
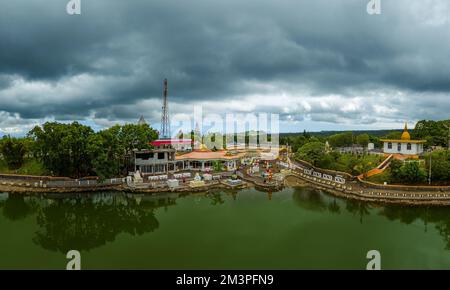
[{"xmin": 0, "ymin": 0, "xmax": 449, "ymax": 136}]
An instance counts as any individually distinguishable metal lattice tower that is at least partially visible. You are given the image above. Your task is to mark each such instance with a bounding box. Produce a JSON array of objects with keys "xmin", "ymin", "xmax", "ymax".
[{"xmin": 160, "ymin": 79, "xmax": 171, "ymax": 139}]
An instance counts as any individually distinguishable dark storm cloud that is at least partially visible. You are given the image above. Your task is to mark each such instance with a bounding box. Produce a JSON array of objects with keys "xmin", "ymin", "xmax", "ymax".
[{"xmin": 0, "ymin": 0, "xmax": 449, "ymax": 132}]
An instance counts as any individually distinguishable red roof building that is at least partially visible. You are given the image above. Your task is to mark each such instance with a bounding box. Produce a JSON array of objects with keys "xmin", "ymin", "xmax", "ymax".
[{"xmin": 150, "ymin": 139, "xmax": 193, "ymax": 147}]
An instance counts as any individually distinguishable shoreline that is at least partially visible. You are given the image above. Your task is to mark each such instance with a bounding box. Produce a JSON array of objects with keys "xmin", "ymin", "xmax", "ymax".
[
  {"xmin": 0, "ymin": 179, "xmax": 251, "ymax": 195},
  {"xmin": 2, "ymin": 156, "xmax": 450, "ymax": 206},
  {"xmin": 2, "ymin": 173, "xmax": 450, "ymax": 206},
  {"xmin": 285, "ymin": 175, "xmax": 450, "ymax": 207}
]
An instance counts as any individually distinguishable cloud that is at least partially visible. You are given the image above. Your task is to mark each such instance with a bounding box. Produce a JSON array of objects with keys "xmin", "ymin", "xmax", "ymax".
[{"xmin": 0, "ymin": 0, "xmax": 449, "ymax": 135}]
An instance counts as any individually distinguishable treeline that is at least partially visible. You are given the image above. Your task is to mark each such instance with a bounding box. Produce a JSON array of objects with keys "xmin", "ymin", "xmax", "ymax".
[
  {"xmin": 282, "ymin": 119, "xmax": 450, "ymax": 152},
  {"xmin": 0, "ymin": 122, "xmax": 158, "ymax": 179},
  {"xmin": 281, "ymin": 130, "xmax": 378, "ymax": 153},
  {"xmin": 281, "ymin": 129, "xmax": 401, "ymax": 138},
  {"xmin": 412, "ymin": 120, "xmax": 450, "ymax": 148}
]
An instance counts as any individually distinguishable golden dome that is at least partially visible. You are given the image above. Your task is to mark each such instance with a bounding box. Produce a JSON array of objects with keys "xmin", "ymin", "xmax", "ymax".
[{"xmin": 401, "ymin": 123, "xmax": 411, "ymax": 140}]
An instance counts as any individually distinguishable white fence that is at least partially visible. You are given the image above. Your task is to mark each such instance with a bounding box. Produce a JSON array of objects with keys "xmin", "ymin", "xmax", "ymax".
[{"xmin": 46, "ymin": 178, "xmax": 125, "ymax": 188}]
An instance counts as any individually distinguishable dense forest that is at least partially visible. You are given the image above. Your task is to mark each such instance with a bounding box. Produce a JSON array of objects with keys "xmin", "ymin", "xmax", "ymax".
[{"xmin": 0, "ymin": 122, "xmax": 158, "ymax": 179}]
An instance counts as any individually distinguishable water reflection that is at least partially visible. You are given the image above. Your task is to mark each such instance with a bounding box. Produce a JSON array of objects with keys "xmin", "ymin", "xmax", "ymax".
[
  {"xmin": 2, "ymin": 194, "xmax": 36, "ymax": 221},
  {"xmin": 207, "ymin": 192, "xmax": 225, "ymax": 206},
  {"xmin": 379, "ymin": 206, "xmax": 450, "ymax": 250},
  {"xmin": 292, "ymin": 187, "xmax": 450, "ymax": 250},
  {"xmin": 292, "ymin": 188, "xmax": 328, "ymax": 212},
  {"xmin": 346, "ymin": 200, "xmax": 371, "ymax": 224},
  {"xmin": 0, "ymin": 192, "xmax": 176, "ymax": 253},
  {"xmin": 2, "ymin": 188, "xmax": 450, "ymax": 252}
]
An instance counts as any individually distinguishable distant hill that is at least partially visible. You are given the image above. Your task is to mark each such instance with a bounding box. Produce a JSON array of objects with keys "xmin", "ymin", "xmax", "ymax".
[{"xmin": 281, "ymin": 130, "xmax": 403, "ymax": 138}]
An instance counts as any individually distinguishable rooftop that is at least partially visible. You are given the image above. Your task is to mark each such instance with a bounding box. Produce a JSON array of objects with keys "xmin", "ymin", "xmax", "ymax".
[
  {"xmin": 150, "ymin": 139, "xmax": 192, "ymax": 146},
  {"xmin": 175, "ymin": 150, "xmax": 246, "ymax": 160}
]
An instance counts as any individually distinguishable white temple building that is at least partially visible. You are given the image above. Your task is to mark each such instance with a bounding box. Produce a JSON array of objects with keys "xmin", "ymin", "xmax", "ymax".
[{"xmin": 380, "ymin": 123, "xmax": 426, "ymax": 157}]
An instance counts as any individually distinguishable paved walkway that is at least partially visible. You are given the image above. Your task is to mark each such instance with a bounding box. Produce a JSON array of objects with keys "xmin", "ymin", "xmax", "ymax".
[
  {"xmin": 358, "ymin": 154, "xmax": 392, "ymax": 178},
  {"xmin": 287, "ymin": 157, "xmax": 450, "ymax": 203}
]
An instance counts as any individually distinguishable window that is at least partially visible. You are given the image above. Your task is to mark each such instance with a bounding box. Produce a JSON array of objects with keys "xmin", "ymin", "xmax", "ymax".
[
  {"xmin": 407, "ymin": 143, "xmax": 412, "ymax": 150},
  {"xmin": 387, "ymin": 142, "xmax": 392, "ymax": 149},
  {"xmin": 158, "ymin": 152, "xmax": 165, "ymax": 159},
  {"xmin": 136, "ymin": 152, "xmax": 153, "ymax": 160},
  {"xmin": 397, "ymin": 143, "xmax": 401, "ymax": 151}
]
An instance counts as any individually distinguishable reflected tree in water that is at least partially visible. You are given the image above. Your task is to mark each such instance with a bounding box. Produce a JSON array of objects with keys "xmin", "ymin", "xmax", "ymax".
[
  {"xmin": 328, "ymin": 197, "xmax": 341, "ymax": 215},
  {"xmin": 378, "ymin": 206, "xmax": 427, "ymax": 225},
  {"xmin": 2, "ymin": 194, "xmax": 37, "ymax": 221},
  {"xmin": 434, "ymin": 218, "xmax": 450, "ymax": 250},
  {"xmin": 230, "ymin": 191, "xmax": 238, "ymax": 201},
  {"xmin": 378, "ymin": 205, "xmax": 450, "ymax": 250},
  {"xmin": 207, "ymin": 192, "xmax": 225, "ymax": 206},
  {"xmin": 32, "ymin": 194, "xmax": 160, "ymax": 253},
  {"xmin": 345, "ymin": 200, "xmax": 371, "ymax": 224},
  {"xmin": 292, "ymin": 188, "xmax": 327, "ymax": 212}
]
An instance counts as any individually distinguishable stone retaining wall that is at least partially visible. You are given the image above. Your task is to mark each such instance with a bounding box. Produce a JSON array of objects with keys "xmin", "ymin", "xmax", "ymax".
[
  {"xmin": 293, "ymin": 158, "xmax": 450, "ymax": 193},
  {"xmin": 357, "ymin": 177, "xmax": 450, "ymax": 192},
  {"xmin": 0, "ymin": 173, "xmax": 71, "ymax": 181},
  {"xmin": 292, "ymin": 159, "xmax": 355, "ymax": 184}
]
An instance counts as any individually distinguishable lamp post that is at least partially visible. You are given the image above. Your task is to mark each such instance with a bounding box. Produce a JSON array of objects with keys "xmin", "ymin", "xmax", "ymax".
[{"xmin": 428, "ymin": 152, "xmax": 432, "ymax": 185}]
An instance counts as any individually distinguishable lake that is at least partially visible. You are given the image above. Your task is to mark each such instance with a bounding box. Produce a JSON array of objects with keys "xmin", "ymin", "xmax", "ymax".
[{"xmin": 1, "ymin": 187, "xmax": 450, "ymax": 269}]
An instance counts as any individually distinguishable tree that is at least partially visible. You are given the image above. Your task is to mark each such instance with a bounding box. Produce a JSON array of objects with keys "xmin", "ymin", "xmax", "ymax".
[
  {"xmin": 370, "ymin": 135, "xmax": 381, "ymax": 148},
  {"xmin": 295, "ymin": 142, "xmax": 326, "ymax": 166},
  {"xmin": 0, "ymin": 136, "xmax": 27, "ymax": 170},
  {"xmin": 302, "ymin": 130, "xmax": 311, "ymax": 139},
  {"xmin": 425, "ymin": 150, "xmax": 450, "ymax": 182},
  {"xmin": 28, "ymin": 122, "xmax": 94, "ymax": 177},
  {"xmin": 354, "ymin": 160, "xmax": 373, "ymax": 177},
  {"xmin": 346, "ymin": 155, "xmax": 361, "ymax": 175},
  {"xmin": 413, "ymin": 120, "xmax": 449, "ymax": 147},
  {"xmin": 328, "ymin": 132, "xmax": 353, "ymax": 148},
  {"xmin": 316, "ymin": 153, "xmax": 335, "ymax": 169},
  {"xmin": 119, "ymin": 123, "xmax": 158, "ymax": 153},
  {"xmin": 356, "ymin": 134, "xmax": 370, "ymax": 147},
  {"xmin": 286, "ymin": 135, "xmax": 310, "ymax": 153},
  {"xmin": 28, "ymin": 122, "xmax": 158, "ymax": 178},
  {"xmin": 88, "ymin": 124, "xmax": 158, "ymax": 179},
  {"xmin": 390, "ymin": 159, "xmax": 403, "ymax": 182},
  {"xmin": 400, "ymin": 161, "xmax": 427, "ymax": 184},
  {"xmin": 384, "ymin": 131, "xmax": 402, "ymax": 140},
  {"xmin": 87, "ymin": 125, "xmax": 124, "ymax": 180}
]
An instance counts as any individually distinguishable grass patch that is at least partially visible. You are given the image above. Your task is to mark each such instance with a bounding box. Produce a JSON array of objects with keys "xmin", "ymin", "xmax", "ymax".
[
  {"xmin": 0, "ymin": 158, "xmax": 48, "ymax": 176},
  {"xmin": 318, "ymin": 153, "xmax": 385, "ymax": 175},
  {"xmin": 365, "ymin": 169, "xmax": 392, "ymax": 184}
]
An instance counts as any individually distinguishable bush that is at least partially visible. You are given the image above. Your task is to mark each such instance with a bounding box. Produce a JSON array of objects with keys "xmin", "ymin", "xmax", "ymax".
[
  {"xmin": 295, "ymin": 142, "xmax": 326, "ymax": 166},
  {"xmin": 425, "ymin": 150, "xmax": 450, "ymax": 181},
  {"xmin": 0, "ymin": 136, "xmax": 27, "ymax": 170},
  {"xmin": 400, "ymin": 161, "xmax": 427, "ymax": 184}
]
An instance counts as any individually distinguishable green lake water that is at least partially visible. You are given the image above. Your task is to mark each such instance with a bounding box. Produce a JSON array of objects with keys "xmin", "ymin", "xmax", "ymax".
[{"xmin": 1, "ymin": 187, "xmax": 450, "ymax": 269}]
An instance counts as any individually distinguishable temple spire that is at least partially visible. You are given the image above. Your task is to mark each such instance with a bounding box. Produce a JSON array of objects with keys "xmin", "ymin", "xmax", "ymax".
[
  {"xmin": 138, "ymin": 115, "xmax": 147, "ymax": 125},
  {"xmin": 401, "ymin": 122, "xmax": 411, "ymax": 140}
]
